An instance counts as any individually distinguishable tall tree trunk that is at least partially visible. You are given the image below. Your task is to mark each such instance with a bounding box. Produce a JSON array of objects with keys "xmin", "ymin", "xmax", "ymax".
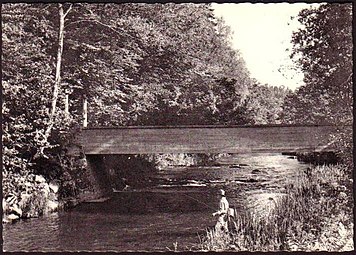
[
  {"xmin": 50, "ymin": 3, "xmax": 65, "ymax": 121},
  {"xmin": 83, "ymin": 97, "xmax": 88, "ymax": 127},
  {"xmin": 37, "ymin": 4, "xmax": 70, "ymax": 158},
  {"xmin": 64, "ymin": 94, "xmax": 69, "ymax": 115}
]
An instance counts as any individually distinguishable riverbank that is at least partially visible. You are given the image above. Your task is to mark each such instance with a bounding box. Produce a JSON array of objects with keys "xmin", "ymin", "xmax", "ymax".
[
  {"xmin": 199, "ymin": 164, "xmax": 354, "ymax": 251},
  {"xmin": 4, "ymin": 154, "xmax": 354, "ymax": 252},
  {"xmin": 2, "ymin": 172, "xmax": 59, "ymax": 223},
  {"xmin": 2, "ymin": 153, "xmax": 222, "ymax": 224}
]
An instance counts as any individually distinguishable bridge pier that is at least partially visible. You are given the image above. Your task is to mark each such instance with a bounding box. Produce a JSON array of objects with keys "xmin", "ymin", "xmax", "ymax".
[{"xmin": 79, "ymin": 155, "xmax": 113, "ymax": 201}]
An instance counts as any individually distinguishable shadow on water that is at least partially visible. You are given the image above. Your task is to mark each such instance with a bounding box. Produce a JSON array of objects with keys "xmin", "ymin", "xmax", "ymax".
[
  {"xmin": 3, "ymin": 153, "xmax": 311, "ymax": 252},
  {"xmin": 75, "ymin": 190, "xmax": 217, "ymax": 214}
]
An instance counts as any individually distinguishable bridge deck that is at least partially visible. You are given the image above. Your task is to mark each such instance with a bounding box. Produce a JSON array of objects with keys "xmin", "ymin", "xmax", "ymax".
[{"xmin": 76, "ymin": 124, "xmax": 341, "ymax": 155}]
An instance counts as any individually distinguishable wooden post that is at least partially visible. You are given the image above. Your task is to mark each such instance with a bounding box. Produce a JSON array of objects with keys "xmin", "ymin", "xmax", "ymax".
[
  {"xmin": 83, "ymin": 97, "xmax": 88, "ymax": 128},
  {"xmin": 64, "ymin": 94, "xmax": 69, "ymax": 115}
]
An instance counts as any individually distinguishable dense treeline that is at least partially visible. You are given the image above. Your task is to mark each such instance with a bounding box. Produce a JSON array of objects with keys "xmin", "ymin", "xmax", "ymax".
[
  {"xmin": 282, "ymin": 3, "xmax": 352, "ymax": 125},
  {"xmin": 245, "ymin": 83, "xmax": 292, "ymax": 124},
  {"xmin": 2, "ymin": 3, "xmax": 288, "ymax": 205},
  {"xmin": 281, "ymin": 3, "xmax": 352, "ymax": 166}
]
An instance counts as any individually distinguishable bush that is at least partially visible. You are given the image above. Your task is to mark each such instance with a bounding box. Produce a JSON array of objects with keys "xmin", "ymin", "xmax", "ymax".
[{"xmin": 330, "ymin": 126, "xmax": 353, "ymax": 170}]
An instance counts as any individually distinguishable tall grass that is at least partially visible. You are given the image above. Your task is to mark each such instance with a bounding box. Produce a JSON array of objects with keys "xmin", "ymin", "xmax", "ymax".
[{"xmin": 199, "ymin": 164, "xmax": 353, "ymax": 251}]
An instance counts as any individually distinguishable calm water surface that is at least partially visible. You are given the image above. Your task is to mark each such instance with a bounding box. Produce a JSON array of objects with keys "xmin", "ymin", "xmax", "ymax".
[{"xmin": 3, "ymin": 153, "xmax": 310, "ymax": 252}]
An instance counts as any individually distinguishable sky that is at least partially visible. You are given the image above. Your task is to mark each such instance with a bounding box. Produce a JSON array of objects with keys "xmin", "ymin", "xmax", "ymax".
[{"xmin": 213, "ymin": 3, "xmax": 321, "ymax": 91}]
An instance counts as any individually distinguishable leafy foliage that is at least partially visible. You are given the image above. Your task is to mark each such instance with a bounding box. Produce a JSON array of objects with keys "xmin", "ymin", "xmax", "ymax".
[
  {"xmin": 2, "ymin": 4, "xmax": 77, "ymax": 196},
  {"xmin": 245, "ymin": 83, "xmax": 292, "ymax": 124},
  {"xmin": 3, "ymin": 4, "xmax": 56, "ymax": 174},
  {"xmin": 2, "ymin": 3, "xmax": 290, "ymax": 202},
  {"xmin": 282, "ymin": 3, "xmax": 352, "ymax": 125},
  {"xmin": 281, "ymin": 3, "xmax": 352, "ymax": 166}
]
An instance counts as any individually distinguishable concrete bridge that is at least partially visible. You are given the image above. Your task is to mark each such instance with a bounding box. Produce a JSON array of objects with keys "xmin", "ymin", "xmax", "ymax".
[{"xmin": 69, "ymin": 124, "xmax": 345, "ymax": 200}]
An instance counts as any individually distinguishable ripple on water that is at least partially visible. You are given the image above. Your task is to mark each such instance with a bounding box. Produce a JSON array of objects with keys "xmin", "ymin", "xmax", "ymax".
[{"xmin": 3, "ymin": 153, "xmax": 309, "ymax": 252}]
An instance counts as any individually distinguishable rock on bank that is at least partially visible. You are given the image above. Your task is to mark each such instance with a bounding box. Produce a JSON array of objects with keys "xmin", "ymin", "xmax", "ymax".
[{"xmin": 3, "ymin": 173, "xmax": 59, "ymax": 223}]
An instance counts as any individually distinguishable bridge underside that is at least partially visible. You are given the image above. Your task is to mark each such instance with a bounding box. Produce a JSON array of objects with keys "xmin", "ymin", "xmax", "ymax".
[{"xmin": 76, "ymin": 124, "xmax": 339, "ymax": 155}]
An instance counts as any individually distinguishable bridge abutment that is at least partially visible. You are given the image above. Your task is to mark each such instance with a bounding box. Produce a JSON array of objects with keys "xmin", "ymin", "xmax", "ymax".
[{"xmin": 78, "ymin": 155, "xmax": 113, "ymax": 202}]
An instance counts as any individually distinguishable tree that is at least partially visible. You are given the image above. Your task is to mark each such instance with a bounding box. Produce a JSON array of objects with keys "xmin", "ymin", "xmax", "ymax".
[
  {"xmin": 245, "ymin": 83, "xmax": 292, "ymax": 124},
  {"xmin": 37, "ymin": 3, "xmax": 73, "ymax": 158},
  {"xmin": 281, "ymin": 3, "xmax": 352, "ymax": 166},
  {"xmin": 125, "ymin": 4, "xmax": 252, "ymax": 125},
  {"xmin": 2, "ymin": 4, "xmax": 57, "ymax": 173},
  {"xmin": 282, "ymin": 3, "xmax": 352, "ymax": 125},
  {"xmin": 2, "ymin": 3, "xmax": 257, "ymax": 193}
]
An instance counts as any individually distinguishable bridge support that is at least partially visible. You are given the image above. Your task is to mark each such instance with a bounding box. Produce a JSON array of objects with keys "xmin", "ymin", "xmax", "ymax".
[{"xmin": 79, "ymin": 155, "xmax": 113, "ymax": 201}]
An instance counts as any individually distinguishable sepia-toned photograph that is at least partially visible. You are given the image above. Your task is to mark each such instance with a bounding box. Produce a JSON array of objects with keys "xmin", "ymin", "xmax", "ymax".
[{"xmin": 2, "ymin": 1, "xmax": 354, "ymax": 252}]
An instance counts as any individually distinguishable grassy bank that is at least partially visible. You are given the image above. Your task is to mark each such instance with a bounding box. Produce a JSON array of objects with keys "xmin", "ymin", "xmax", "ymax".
[{"xmin": 199, "ymin": 164, "xmax": 354, "ymax": 251}]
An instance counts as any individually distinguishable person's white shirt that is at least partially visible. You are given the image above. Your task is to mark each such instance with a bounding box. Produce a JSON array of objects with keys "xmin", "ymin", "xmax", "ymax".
[{"xmin": 213, "ymin": 189, "xmax": 229, "ymax": 216}]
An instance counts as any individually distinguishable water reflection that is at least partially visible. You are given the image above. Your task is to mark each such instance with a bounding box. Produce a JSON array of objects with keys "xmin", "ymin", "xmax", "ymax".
[
  {"xmin": 3, "ymin": 214, "xmax": 61, "ymax": 252},
  {"xmin": 3, "ymin": 153, "xmax": 310, "ymax": 252}
]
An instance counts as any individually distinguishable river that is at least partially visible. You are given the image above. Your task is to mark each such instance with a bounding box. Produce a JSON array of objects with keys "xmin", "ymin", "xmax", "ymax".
[{"xmin": 3, "ymin": 153, "xmax": 310, "ymax": 252}]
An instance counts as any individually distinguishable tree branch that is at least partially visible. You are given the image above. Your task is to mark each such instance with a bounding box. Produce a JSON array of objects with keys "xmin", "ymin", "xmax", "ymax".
[
  {"xmin": 340, "ymin": 72, "xmax": 352, "ymax": 87},
  {"xmin": 63, "ymin": 4, "xmax": 73, "ymax": 19},
  {"xmin": 65, "ymin": 19, "xmax": 136, "ymax": 40}
]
